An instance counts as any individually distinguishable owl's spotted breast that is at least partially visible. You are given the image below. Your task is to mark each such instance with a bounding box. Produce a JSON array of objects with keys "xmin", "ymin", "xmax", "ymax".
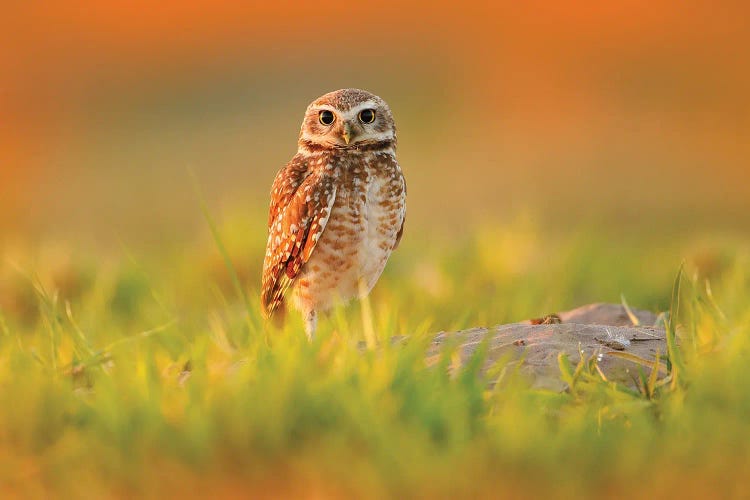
[{"xmin": 291, "ymin": 151, "xmax": 405, "ymax": 313}]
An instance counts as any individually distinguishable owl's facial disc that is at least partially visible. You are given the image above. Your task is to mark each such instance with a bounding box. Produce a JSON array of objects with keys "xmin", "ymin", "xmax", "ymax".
[
  {"xmin": 299, "ymin": 92, "xmax": 395, "ymax": 150},
  {"xmin": 310, "ymin": 110, "xmax": 364, "ymax": 147}
]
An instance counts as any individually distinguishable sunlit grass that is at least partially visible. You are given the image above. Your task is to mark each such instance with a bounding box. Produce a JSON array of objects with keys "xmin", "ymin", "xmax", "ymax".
[{"xmin": 1, "ymin": 214, "xmax": 749, "ymax": 497}]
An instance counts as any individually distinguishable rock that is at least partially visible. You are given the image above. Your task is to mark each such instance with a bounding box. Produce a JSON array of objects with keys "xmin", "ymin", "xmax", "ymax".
[{"xmin": 427, "ymin": 303, "xmax": 667, "ymax": 391}]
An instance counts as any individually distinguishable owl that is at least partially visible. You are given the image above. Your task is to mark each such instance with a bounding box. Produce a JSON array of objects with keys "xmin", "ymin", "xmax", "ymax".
[{"xmin": 261, "ymin": 88, "xmax": 406, "ymax": 340}]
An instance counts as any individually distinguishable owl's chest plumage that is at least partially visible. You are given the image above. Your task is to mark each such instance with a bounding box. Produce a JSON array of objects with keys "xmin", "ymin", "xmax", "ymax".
[{"xmin": 291, "ymin": 150, "xmax": 405, "ymax": 311}]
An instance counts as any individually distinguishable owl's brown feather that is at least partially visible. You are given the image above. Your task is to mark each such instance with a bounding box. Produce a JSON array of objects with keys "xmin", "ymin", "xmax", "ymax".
[
  {"xmin": 267, "ymin": 155, "xmax": 309, "ymax": 227},
  {"xmin": 261, "ymin": 160, "xmax": 337, "ymax": 318}
]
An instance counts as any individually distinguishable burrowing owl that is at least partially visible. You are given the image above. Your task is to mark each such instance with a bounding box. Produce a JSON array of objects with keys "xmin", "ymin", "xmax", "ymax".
[{"xmin": 261, "ymin": 89, "xmax": 406, "ymax": 340}]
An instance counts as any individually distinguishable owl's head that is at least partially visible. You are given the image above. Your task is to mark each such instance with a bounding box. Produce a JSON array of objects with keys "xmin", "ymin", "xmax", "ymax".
[{"xmin": 298, "ymin": 89, "xmax": 396, "ymax": 151}]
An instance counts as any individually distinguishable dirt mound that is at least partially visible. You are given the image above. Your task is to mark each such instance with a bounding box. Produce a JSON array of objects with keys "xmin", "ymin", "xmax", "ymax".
[{"xmin": 428, "ymin": 303, "xmax": 666, "ymax": 391}]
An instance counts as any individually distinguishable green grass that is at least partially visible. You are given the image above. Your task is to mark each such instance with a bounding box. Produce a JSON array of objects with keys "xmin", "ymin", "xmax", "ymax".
[{"xmin": 1, "ymin": 214, "xmax": 749, "ymax": 498}]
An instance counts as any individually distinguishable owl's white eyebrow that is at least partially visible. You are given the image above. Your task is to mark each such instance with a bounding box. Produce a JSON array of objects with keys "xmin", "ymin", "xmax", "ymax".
[
  {"xmin": 310, "ymin": 105, "xmax": 338, "ymax": 113},
  {"xmin": 310, "ymin": 101, "xmax": 381, "ymax": 121},
  {"xmin": 344, "ymin": 101, "xmax": 378, "ymax": 119},
  {"xmin": 349, "ymin": 101, "xmax": 377, "ymax": 112}
]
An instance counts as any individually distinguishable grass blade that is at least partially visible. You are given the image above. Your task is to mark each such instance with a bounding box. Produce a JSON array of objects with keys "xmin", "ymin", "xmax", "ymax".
[
  {"xmin": 620, "ymin": 294, "xmax": 641, "ymax": 326},
  {"xmin": 189, "ymin": 168, "xmax": 255, "ymax": 335},
  {"xmin": 606, "ymin": 351, "xmax": 668, "ymax": 376},
  {"xmin": 647, "ymin": 349, "xmax": 660, "ymax": 398},
  {"xmin": 666, "ymin": 263, "xmax": 686, "ymax": 388},
  {"xmin": 558, "ymin": 352, "xmax": 577, "ymax": 396}
]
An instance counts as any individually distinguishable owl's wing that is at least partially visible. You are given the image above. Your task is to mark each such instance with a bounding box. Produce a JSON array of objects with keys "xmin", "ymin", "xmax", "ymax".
[
  {"xmin": 267, "ymin": 156, "xmax": 310, "ymax": 227},
  {"xmin": 392, "ymin": 169, "xmax": 407, "ymax": 250},
  {"xmin": 393, "ymin": 217, "xmax": 405, "ymax": 250},
  {"xmin": 261, "ymin": 165, "xmax": 337, "ymax": 318}
]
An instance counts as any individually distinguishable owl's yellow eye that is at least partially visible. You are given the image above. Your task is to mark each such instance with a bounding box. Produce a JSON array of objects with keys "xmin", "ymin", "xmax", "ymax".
[
  {"xmin": 358, "ymin": 109, "xmax": 376, "ymax": 124},
  {"xmin": 319, "ymin": 110, "xmax": 335, "ymax": 125}
]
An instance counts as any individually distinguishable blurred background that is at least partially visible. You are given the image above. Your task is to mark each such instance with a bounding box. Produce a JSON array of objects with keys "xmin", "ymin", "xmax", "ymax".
[{"xmin": 3, "ymin": 0, "xmax": 749, "ymax": 249}]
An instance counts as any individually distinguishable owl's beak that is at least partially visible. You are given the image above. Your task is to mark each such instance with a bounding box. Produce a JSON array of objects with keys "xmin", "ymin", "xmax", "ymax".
[{"xmin": 342, "ymin": 122, "xmax": 353, "ymax": 145}]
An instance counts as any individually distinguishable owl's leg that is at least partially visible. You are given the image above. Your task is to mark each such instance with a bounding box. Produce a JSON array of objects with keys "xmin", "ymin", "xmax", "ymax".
[{"xmin": 303, "ymin": 309, "xmax": 317, "ymax": 342}]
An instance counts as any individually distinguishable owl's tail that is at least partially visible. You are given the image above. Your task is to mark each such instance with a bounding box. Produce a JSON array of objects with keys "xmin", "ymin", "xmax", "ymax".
[{"xmin": 262, "ymin": 300, "xmax": 286, "ymax": 330}]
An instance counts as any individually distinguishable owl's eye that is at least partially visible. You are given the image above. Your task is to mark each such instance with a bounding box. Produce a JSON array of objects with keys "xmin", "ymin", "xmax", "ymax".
[
  {"xmin": 318, "ymin": 110, "xmax": 335, "ymax": 125},
  {"xmin": 358, "ymin": 109, "xmax": 376, "ymax": 124}
]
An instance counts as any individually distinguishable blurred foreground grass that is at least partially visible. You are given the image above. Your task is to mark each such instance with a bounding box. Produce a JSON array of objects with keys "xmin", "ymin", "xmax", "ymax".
[{"xmin": 1, "ymin": 214, "xmax": 749, "ymax": 498}]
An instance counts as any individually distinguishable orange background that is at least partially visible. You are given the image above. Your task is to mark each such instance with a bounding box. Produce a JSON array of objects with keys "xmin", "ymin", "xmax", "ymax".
[{"xmin": 3, "ymin": 1, "xmax": 749, "ymax": 244}]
